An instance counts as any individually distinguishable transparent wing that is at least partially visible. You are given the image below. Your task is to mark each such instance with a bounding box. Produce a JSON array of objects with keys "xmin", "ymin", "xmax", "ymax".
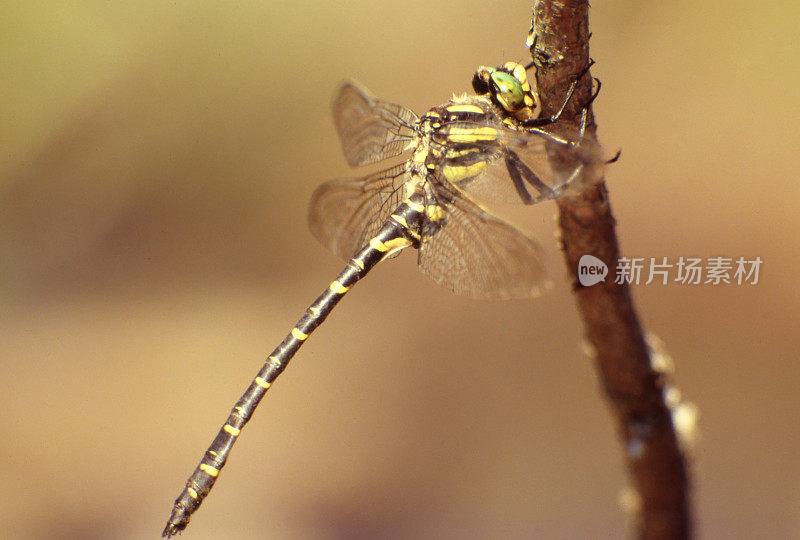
[
  {"xmin": 445, "ymin": 118, "xmax": 605, "ymax": 206},
  {"xmin": 417, "ymin": 181, "xmax": 550, "ymax": 300},
  {"xmin": 333, "ymin": 82, "xmax": 419, "ymax": 167},
  {"xmin": 308, "ymin": 164, "xmax": 409, "ymax": 260}
]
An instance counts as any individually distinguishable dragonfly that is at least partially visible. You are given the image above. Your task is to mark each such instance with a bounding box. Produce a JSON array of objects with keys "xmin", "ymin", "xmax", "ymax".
[{"xmin": 163, "ymin": 60, "xmax": 606, "ymax": 537}]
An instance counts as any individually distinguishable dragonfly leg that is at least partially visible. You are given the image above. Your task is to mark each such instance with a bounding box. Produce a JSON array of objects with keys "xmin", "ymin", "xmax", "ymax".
[
  {"xmin": 505, "ymin": 151, "xmax": 555, "ymax": 203},
  {"xmin": 521, "ymin": 59, "xmax": 597, "ymax": 128}
]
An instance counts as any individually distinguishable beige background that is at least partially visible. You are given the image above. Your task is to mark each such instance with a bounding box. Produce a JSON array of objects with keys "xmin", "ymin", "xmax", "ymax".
[{"xmin": 2, "ymin": 1, "xmax": 798, "ymax": 538}]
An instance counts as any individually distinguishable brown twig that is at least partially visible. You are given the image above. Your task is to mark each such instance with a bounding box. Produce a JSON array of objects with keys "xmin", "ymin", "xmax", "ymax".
[{"xmin": 528, "ymin": 1, "xmax": 691, "ymax": 538}]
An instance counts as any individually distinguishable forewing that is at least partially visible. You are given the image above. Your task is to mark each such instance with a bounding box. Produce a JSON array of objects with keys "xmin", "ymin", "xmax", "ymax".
[
  {"xmin": 308, "ymin": 164, "xmax": 409, "ymax": 260},
  {"xmin": 417, "ymin": 182, "xmax": 550, "ymax": 300},
  {"xmin": 333, "ymin": 82, "xmax": 418, "ymax": 167}
]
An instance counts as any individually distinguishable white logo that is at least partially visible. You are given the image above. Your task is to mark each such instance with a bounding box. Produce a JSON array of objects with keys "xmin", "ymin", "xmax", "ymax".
[{"xmin": 578, "ymin": 255, "xmax": 608, "ymax": 286}]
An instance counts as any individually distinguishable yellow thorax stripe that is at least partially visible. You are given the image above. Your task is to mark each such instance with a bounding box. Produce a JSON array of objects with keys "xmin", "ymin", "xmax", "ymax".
[
  {"xmin": 447, "ymin": 126, "xmax": 498, "ymax": 143},
  {"xmin": 442, "ymin": 161, "xmax": 487, "ymax": 183},
  {"xmin": 445, "ymin": 103, "xmax": 485, "ymax": 114},
  {"xmin": 446, "ymin": 146, "xmax": 481, "ymax": 158}
]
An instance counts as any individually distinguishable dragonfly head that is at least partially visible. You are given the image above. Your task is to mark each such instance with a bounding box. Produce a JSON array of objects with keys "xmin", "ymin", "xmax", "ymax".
[{"xmin": 472, "ymin": 62, "xmax": 541, "ymax": 122}]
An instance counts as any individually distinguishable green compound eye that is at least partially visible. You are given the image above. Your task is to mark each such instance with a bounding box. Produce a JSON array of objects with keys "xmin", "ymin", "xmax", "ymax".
[{"xmin": 490, "ymin": 71, "xmax": 525, "ymax": 112}]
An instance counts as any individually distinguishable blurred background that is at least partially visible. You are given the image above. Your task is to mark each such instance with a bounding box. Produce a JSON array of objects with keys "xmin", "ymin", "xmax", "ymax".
[{"xmin": 2, "ymin": 1, "xmax": 798, "ymax": 538}]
